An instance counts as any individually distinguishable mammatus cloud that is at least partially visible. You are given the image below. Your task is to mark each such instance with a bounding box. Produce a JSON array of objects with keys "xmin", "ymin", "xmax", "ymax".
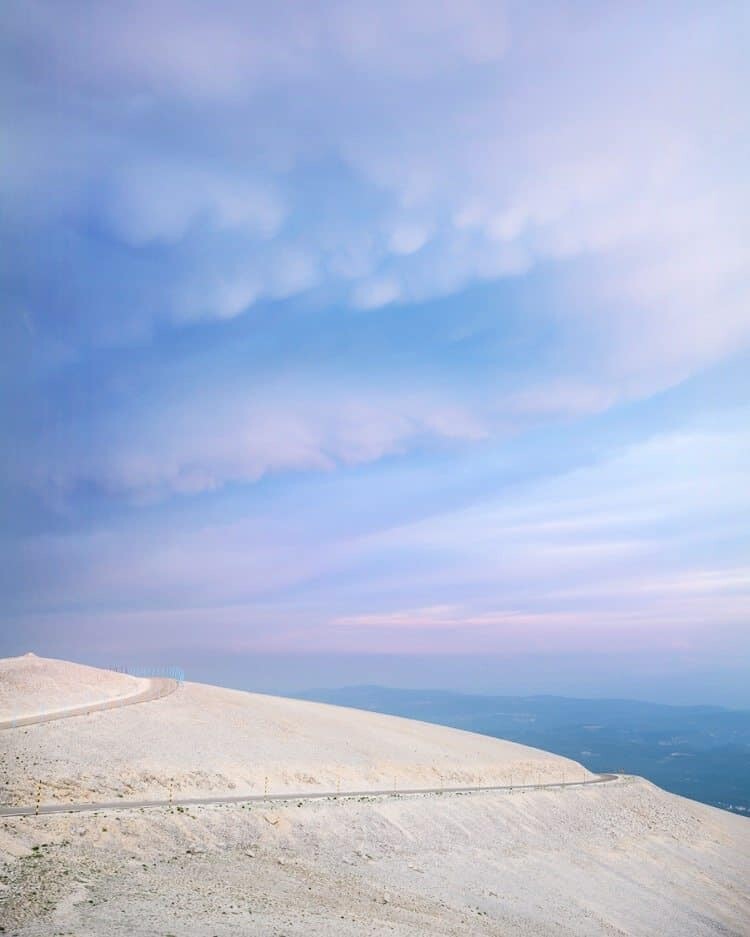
[
  {"xmin": 102, "ymin": 164, "xmax": 285, "ymax": 248},
  {"xmin": 2, "ymin": 2, "xmax": 749, "ymax": 682},
  {"xmin": 18, "ymin": 372, "xmax": 627, "ymax": 502},
  {"xmin": 23, "ymin": 384, "xmax": 487, "ymax": 500},
  {"xmin": 2, "ymin": 1, "xmax": 749, "ymax": 389}
]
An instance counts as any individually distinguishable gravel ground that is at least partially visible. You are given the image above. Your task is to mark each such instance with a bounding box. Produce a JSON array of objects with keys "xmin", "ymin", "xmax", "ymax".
[
  {"xmin": 0, "ymin": 655, "xmax": 147, "ymax": 723},
  {"xmin": 2, "ymin": 658, "xmax": 587, "ymax": 809},
  {"xmin": 2, "ymin": 655, "xmax": 748, "ymax": 936},
  {"xmin": 1, "ymin": 779, "xmax": 748, "ymax": 936}
]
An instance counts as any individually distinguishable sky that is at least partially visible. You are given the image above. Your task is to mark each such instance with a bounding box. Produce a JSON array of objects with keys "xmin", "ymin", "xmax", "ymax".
[{"xmin": 2, "ymin": 1, "xmax": 749, "ymax": 704}]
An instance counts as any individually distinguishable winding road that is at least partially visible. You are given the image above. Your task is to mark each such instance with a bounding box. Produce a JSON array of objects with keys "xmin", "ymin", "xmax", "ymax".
[
  {"xmin": 1, "ymin": 774, "xmax": 621, "ymax": 818},
  {"xmin": 2, "ymin": 675, "xmax": 621, "ymax": 818},
  {"xmin": 0, "ymin": 676, "xmax": 178, "ymax": 731}
]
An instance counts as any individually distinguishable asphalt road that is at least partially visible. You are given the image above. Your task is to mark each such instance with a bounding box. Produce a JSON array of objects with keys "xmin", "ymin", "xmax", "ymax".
[
  {"xmin": 0, "ymin": 774, "xmax": 621, "ymax": 818},
  {"xmin": 1, "ymin": 678, "xmax": 620, "ymax": 817},
  {"xmin": 0, "ymin": 677, "xmax": 178, "ymax": 731}
]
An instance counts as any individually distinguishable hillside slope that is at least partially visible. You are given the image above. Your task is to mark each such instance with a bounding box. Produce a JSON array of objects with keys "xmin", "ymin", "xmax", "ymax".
[
  {"xmin": 0, "ymin": 652, "xmax": 148, "ymax": 721},
  {"xmin": 2, "ymin": 655, "xmax": 587, "ymax": 805},
  {"xmin": 1, "ymin": 655, "xmax": 748, "ymax": 936}
]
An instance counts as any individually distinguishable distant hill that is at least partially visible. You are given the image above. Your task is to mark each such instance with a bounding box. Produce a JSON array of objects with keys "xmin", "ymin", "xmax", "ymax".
[{"xmin": 295, "ymin": 686, "xmax": 750, "ymax": 814}]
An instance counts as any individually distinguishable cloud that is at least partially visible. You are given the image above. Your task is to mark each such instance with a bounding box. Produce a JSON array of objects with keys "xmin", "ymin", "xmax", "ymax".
[
  {"xmin": 8, "ymin": 412, "xmax": 747, "ymax": 652},
  {"xmin": 22, "ymin": 382, "xmax": 488, "ymax": 501},
  {"xmin": 2, "ymin": 1, "xmax": 509, "ymax": 100},
  {"xmin": 2, "ymin": 0, "xmax": 748, "ymax": 395},
  {"xmin": 3, "ymin": 1, "xmax": 750, "ymax": 673},
  {"xmin": 103, "ymin": 163, "xmax": 285, "ymax": 246},
  {"xmin": 352, "ymin": 277, "xmax": 402, "ymax": 310},
  {"xmin": 388, "ymin": 223, "xmax": 431, "ymax": 256}
]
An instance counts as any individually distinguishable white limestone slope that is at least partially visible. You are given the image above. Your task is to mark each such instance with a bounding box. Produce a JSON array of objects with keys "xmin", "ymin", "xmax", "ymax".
[
  {"xmin": 0, "ymin": 653, "xmax": 149, "ymax": 722},
  {"xmin": 2, "ymin": 655, "xmax": 587, "ymax": 804},
  {"xmin": 1, "ymin": 654, "xmax": 749, "ymax": 937}
]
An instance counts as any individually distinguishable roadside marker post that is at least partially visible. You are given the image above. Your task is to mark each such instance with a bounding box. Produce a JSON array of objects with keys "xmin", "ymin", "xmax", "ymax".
[{"xmin": 264, "ymin": 776, "xmax": 268, "ymax": 797}]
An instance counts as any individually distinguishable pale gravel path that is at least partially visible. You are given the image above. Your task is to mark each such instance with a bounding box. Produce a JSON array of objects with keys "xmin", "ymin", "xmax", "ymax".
[{"xmin": 0, "ymin": 676, "xmax": 177, "ymax": 730}]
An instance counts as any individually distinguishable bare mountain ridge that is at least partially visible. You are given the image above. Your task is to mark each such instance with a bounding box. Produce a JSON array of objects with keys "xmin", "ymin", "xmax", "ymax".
[{"xmin": 1, "ymin": 655, "xmax": 748, "ymax": 936}]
